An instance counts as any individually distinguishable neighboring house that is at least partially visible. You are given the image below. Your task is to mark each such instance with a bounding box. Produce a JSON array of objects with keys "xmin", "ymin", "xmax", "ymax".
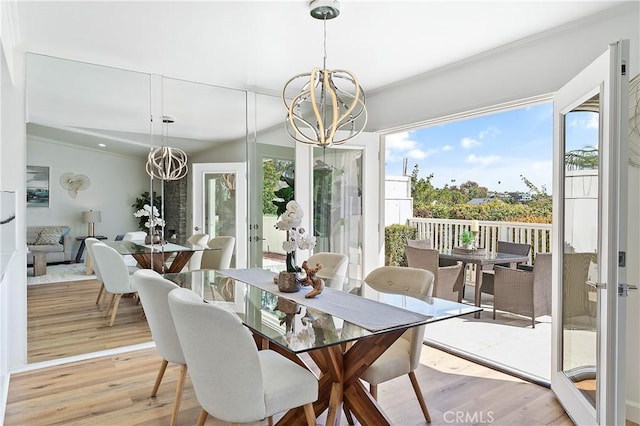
[
  {"xmin": 385, "ymin": 175, "xmax": 413, "ymax": 226},
  {"xmin": 468, "ymin": 197, "xmax": 495, "ymax": 206}
]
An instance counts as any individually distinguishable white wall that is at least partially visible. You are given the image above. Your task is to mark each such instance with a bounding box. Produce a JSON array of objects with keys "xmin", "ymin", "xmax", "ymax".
[
  {"xmin": 1, "ymin": 41, "xmax": 27, "ymax": 417},
  {"xmin": 27, "ymin": 138, "xmax": 148, "ymax": 255},
  {"xmin": 367, "ymin": 4, "xmax": 640, "ymax": 132}
]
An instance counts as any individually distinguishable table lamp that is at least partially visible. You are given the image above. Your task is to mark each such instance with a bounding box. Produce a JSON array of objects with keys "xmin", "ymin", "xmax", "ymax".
[{"xmin": 81, "ymin": 210, "xmax": 101, "ymax": 237}]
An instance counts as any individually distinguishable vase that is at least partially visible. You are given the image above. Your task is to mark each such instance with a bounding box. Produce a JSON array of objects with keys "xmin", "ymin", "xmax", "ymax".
[
  {"xmin": 145, "ymin": 233, "xmax": 162, "ymax": 245},
  {"xmin": 277, "ymin": 271, "xmax": 301, "ymax": 293}
]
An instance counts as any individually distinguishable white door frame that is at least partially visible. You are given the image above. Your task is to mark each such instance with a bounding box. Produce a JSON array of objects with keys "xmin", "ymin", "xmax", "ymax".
[
  {"xmin": 551, "ymin": 39, "xmax": 629, "ymax": 425},
  {"xmin": 192, "ymin": 162, "xmax": 247, "ymax": 269},
  {"xmin": 295, "ymin": 132, "xmax": 380, "ymax": 279}
]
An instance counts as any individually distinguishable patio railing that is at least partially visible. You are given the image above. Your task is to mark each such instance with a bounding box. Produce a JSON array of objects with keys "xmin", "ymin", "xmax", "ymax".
[{"xmin": 407, "ymin": 218, "xmax": 552, "ymax": 264}]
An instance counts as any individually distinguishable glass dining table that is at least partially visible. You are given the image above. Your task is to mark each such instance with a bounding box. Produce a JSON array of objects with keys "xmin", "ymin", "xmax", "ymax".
[
  {"xmin": 163, "ymin": 268, "xmax": 480, "ymax": 425},
  {"xmin": 103, "ymin": 240, "xmax": 211, "ymax": 273}
]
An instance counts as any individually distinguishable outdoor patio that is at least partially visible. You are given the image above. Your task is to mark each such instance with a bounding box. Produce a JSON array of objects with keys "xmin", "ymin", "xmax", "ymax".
[{"xmin": 426, "ymin": 286, "xmax": 552, "ymax": 384}]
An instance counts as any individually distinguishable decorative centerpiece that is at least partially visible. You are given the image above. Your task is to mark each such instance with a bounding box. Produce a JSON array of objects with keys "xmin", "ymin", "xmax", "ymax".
[
  {"xmin": 133, "ymin": 204, "xmax": 166, "ymax": 244},
  {"xmin": 460, "ymin": 229, "xmax": 475, "ymax": 250},
  {"xmin": 273, "ymin": 200, "xmax": 316, "ymax": 292}
]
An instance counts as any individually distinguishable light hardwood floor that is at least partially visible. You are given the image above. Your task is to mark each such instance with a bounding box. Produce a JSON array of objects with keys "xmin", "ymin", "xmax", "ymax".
[
  {"xmin": 6, "ymin": 345, "xmax": 572, "ymax": 425},
  {"xmin": 28, "ymin": 279, "xmax": 151, "ymax": 363},
  {"xmin": 17, "ymin": 277, "xmax": 572, "ymax": 425}
]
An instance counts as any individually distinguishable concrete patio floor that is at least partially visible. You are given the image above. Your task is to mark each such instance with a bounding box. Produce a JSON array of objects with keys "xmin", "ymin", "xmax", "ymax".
[{"xmin": 424, "ymin": 287, "xmax": 552, "ymax": 385}]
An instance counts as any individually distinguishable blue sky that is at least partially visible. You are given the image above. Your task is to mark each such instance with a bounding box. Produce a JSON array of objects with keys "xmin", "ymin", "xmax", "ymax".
[{"xmin": 384, "ymin": 102, "xmax": 578, "ymax": 193}]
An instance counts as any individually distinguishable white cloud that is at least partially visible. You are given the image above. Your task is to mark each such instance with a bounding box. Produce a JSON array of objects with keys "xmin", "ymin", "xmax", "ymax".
[
  {"xmin": 569, "ymin": 114, "xmax": 599, "ymax": 130},
  {"xmin": 442, "ymin": 145, "xmax": 453, "ymax": 151},
  {"xmin": 461, "ymin": 137, "xmax": 481, "ymax": 149},
  {"xmin": 466, "ymin": 154, "xmax": 500, "ymax": 165},
  {"xmin": 407, "ymin": 148, "xmax": 432, "ymax": 160},
  {"xmin": 478, "ymin": 126, "xmax": 500, "ymax": 140},
  {"xmin": 386, "ymin": 131, "xmax": 417, "ymax": 151}
]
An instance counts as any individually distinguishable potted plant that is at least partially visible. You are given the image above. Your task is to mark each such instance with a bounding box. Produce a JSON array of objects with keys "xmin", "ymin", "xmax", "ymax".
[{"xmin": 460, "ymin": 230, "xmax": 475, "ymax": 249}]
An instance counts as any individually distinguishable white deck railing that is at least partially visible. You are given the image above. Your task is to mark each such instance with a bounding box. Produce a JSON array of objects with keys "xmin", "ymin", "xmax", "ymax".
[{"xmin": 407, "ymin": 218, "xmax": 552, "ymax": 263}]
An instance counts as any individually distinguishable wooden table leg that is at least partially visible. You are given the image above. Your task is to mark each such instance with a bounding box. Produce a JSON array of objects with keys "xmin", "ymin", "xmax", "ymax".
[
  {"xmin": 32, "ymin": 252, "xmax": 47, "ymax": 276},
  {"xmin": 276, "ymin": 330, "xmax": 404, "ymax": 426}
]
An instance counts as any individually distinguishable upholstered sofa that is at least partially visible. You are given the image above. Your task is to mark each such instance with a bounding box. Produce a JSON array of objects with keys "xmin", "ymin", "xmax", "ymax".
[{"xmin": 26, "ymin": 225, "xmax": 72, "ymax": 265}]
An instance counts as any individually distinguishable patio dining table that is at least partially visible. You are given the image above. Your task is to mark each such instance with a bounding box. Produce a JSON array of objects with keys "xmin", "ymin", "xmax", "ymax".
[
  {"xmin": 163, "ymin": 268, "xmax": 480, "ymax": 425},
  {"xmin": 439, "ymin": 249, "xmax": 530, "ymax": 317},
  {"xmin": 103, "ymin": 240, "xmax": 211, "ymax": 273}
]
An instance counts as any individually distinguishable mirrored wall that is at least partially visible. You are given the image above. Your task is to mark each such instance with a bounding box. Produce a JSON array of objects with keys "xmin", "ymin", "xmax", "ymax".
[{"xmin": 25, "ymin": 53, "xmax": 249, "ymax": 363}]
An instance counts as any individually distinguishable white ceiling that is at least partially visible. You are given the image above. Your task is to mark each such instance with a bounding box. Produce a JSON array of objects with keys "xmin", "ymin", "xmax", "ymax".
[{"xmin": 17, "ymin": 0, "xmax": 631, "ymax": 157}]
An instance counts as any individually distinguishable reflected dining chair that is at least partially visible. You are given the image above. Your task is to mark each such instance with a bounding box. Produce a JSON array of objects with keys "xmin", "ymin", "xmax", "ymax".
[
  {"xmin": 185, "ymin": 233, "xmax": 209, "ymax": 271},
  {"xmin": 306, "ymin": 252, "xmax": 348, "ymax": 291},
  {"xmin": 405, "ymin": 245, "xmax": 464, "ymax": 302},
  {"xmin": 493, "ymin": 253, "xmax": 552, "ymax": 328},
  {"xmin": 133, "ymin": 269, "xmax": 186, "ymax": 426},
  {"xmin": 122, "ymin": 231, "xmax": 148, "ymax": 268},
  {"xmin": 200, "ymin": 236, "xmax": 235, "ymax": 270},
  {"xmin": 167, "ymin": 287, "xmax": 318, "ymax": 426},
  {"xmin": 91, "ymin": 242, "xmax": 137, "ymax": 326},
  {"xmin": 357, "ymin": 266, "xmax": 435, "ymax": 423},
  {"xmin": 85, "ymin": 237, "xmax": 110, "ymax": 307}
]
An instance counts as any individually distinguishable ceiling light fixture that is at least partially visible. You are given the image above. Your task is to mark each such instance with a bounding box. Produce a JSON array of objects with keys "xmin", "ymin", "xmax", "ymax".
[
  {"xmin": 281, "ymin": 0, "xmax": 367, "ymax": 148},
  {"xmin": 146, "ymin": 116, "xmax": 188, "ymax": 181}
]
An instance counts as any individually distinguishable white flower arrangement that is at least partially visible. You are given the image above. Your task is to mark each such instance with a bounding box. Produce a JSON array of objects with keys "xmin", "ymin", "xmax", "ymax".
[
  {"xmin": 275, "ymin": 200, "xmax": 316, "ymax": 254},
  {"xmin": 133, "ymin": 204, "xmax": 165, "ymax": 231}
]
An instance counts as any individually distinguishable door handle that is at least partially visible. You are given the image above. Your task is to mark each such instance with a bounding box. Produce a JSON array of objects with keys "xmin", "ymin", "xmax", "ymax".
[
  {"xmin": 619, "ymin": 283, "xmax": 638, "ymax": 297},
  {"xmin": 586, "ymin": 280, "xmax": 605, "ymax": 289}
]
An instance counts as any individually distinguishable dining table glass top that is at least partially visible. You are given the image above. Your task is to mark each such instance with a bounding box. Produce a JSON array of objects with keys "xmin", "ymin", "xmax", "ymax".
[
  {"xmin": 103, "ymin": 240, "xmax": 210, "ymax": 254},
  {"xmin": 162, "ymin": 269, "xmax": 481, "ymax": 354}
]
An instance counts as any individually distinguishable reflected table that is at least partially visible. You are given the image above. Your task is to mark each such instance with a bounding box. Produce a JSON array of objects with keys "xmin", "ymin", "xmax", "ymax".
[
  {"xmin": 104, "ymin": 240, "xmax": 211, "ymax": 273},
  {"xmin": 164, "ymin": 268, "xmax": 480, "ymax": 425},
  {"xmin": 439, "ymin": 250, "xmax": 530, "ymax": 317}
]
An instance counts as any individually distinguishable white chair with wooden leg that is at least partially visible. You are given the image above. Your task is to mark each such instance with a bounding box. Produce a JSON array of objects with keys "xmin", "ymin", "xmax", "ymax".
[
  {"xmin": 358, "ymin": 266, "xmax": 435, "ymax": 424},
  {"xmin": 199, "ymin": 236, "xmax": 235, "ymax": 270},
  {"xmin": 133, "ymin": 269, "xmax": 187, "ymax": 426},
  {"xmin": 91, "ymin": 242, "xmax": 137, "ymax": 326},
  {"xmin": 85, "ymin": 237, "xmax": 105, "ymax": 306},
  {"xmin": 306, "ymin": 252, "xmax": 348, "ymax": 291},
  {"xmin": 168, "ymin": 287, "xmax": 318, "ymax": 426},
  {"xmin": 185, "ymin": 233, "xmax": 209, "ymax": 271}
]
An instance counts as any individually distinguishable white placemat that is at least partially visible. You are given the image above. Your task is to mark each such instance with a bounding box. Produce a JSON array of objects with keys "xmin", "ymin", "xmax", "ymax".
[{"xmin": 218, "ymin": 268, "xmax": 429, "ymax": 332}]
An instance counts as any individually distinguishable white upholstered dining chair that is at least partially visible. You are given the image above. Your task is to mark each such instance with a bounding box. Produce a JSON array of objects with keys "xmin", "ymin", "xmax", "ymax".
[
  {"xmin": 85, "ymin": 237, "xmax": 105, "ymax": 305},
  {"xmin": 185, "ymin": 233, "xmax": 209, "ymax": 271},
  {"xmin": 358, "ymin": 265, "xmax": 435, "ymax": 423},
  {"xmin": 199, "ymin": 236, "xmax": 235, "ymax": 270},
  {"xmin": 133, "ymin": 269, "xmax": 186, "ymax": 426},
  {"xmin": 167, "ymin": 287, "xmax": 318, "ymax": 425},
  {"xmin": 91, "ymin": 242, "xmax": 137, "ymax": 326},
  {"xmin": 306, "ymin": 252, "xmax": 348, "ymax": 291}
]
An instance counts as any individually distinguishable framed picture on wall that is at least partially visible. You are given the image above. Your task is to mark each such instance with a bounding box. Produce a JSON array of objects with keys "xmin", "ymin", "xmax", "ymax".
[{"xmin": 26, "ymin": 165, "xmax": 50, "ymax": 208}]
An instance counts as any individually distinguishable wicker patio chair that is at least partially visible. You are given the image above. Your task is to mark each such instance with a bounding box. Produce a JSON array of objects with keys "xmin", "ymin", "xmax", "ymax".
[
  {"xmin": 404, "ymin": 245, "xmax": 464, "ymax": 302},
  {"xmin": 481, "ymin": 241, "xmax": 532, "ymax": 296},
  {"xmin": 406, "ymin": 238, "xmax": 432, "ymax": 249},
  {"xmin": 492, "ymin": 253, "xmax": 551, "ymax": 327},
  {"xmin": 562, "ymin": 252, "xmax": 594, "ymax": 321}
]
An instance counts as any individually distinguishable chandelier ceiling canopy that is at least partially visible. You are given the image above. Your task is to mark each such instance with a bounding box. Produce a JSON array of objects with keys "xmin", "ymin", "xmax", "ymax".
[{"xmin": 281, "ymin": 0, "xmax": 367, "ymax": 148}]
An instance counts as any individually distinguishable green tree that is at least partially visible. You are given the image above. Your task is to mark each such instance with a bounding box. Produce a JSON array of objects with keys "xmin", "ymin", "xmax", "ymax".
[{"xmin": 263, "ymin": 159, "xmax": 294, "ymax": 215}]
